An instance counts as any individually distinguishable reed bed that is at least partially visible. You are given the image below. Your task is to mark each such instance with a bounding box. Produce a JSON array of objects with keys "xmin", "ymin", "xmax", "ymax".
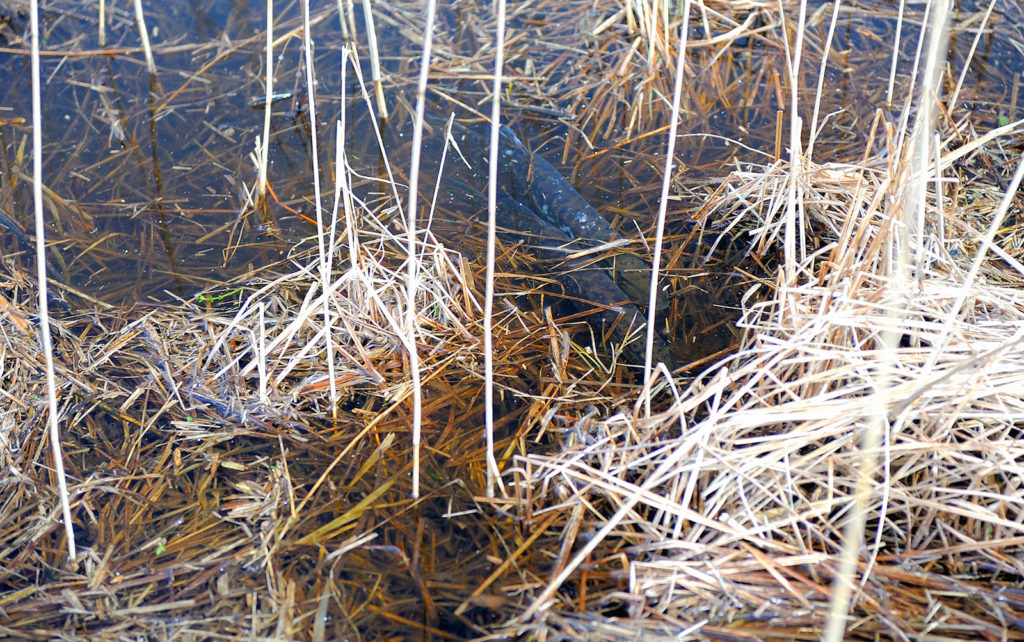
[
  {"xmin": 509, "ymin": 147, "xmax": 1024, "ymax": 638},
  {"xmin": 1, "ymin": 0, "xmax": 1023, "ymax": 639},
  {"xmin": 0, "ymin": 186, "xmax": 601, "ymax": 638}
]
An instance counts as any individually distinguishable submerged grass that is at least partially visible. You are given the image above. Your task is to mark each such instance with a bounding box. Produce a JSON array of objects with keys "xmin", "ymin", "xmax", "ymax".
[{"xmin": 2, "ymin": 0, "xmax": 1024, "ymax": 639}]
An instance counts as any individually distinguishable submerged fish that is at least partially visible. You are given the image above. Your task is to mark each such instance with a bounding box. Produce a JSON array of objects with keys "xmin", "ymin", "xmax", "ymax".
[
  {"xmin": 0, "ymin": 207, "xmax": 31, "ymax": 249},
  {"xmin": 448, "ymin": 119, "xmax": 670, "ymax": 313},
  {"xmin": 440, "ymin": 117, "xmax": 676, "ymax": 366},
  {"xmin": 450, "ymin": 178, "xmax": 678, "ymax": 369}
]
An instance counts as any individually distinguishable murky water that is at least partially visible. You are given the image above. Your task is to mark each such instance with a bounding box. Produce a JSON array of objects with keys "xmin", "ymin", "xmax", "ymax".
[
  {"xmin": 1, "ymin": 0, "xmax": 333, "ymax": 302},
  {"xmin": 0, "ymin": 0, "xmax": 1019, "ymax": 306}
]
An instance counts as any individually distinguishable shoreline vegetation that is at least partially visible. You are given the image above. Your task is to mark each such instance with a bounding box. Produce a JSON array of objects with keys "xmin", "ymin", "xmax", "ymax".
[{"xmin": 2, "ymin": 0, "xmax": 1024, "ymax": 638}]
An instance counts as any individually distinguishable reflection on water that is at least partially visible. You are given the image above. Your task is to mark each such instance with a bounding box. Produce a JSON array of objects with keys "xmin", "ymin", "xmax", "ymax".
[{"xmin": 0, "ymin": 0, "xmax": 322, "ymax": 302}]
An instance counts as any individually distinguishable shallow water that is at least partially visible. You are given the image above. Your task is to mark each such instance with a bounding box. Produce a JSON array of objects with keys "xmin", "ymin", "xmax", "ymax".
[{"xmin": 0, "ymin": 0, "xmax": 1019, "ymax": 306}]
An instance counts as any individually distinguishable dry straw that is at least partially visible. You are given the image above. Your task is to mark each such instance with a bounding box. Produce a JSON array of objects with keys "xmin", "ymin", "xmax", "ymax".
[{"xmin": 3, "ymin": 0, "xmax": 1024, "ymax": 638}]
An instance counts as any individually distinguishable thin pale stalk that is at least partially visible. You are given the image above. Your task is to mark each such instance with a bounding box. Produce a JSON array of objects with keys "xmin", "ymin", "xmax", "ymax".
[
  {"xmin": 927, "ymin": 153, "xmax": 1024, "ymax": 372},
  {"xmin": 348, "ymin": 53, "xmax": 402, "ymax": 206},
  {"xmin": 947, "ymin": 0, "xmax": 996, "ymax": 119},
  {"xmin": 334, "ymin": 120, "xmax": 353, "ymax": 262},
  {"xmin": 335, "ymin": 0, "xmax": 350, "ymax": 41},
  {"xmin": 789, "ymin": 0, "xmax": 808, "ymax": 269},
  {"xmin": 405, "ymin": 0, "xmax": 438, "ymax": 499},
  {"xmin": 132, "ymin": 0, "xmax": 155, "ymax": 74},
  {"xmin": 31, "ymin": 0, "xmax": 76, "ymax": 562},
  {"xmin": 642, "ymin": 0, "xmax": 689, "ymax": 415},
  {"xmin": 822, "ymin": 369, "xmax": 889, "ymax": 642},
  {"xmin": 484, "ymin": 0, "xmax": 508, "ymax": 498},
  {"xmin": 774, "ymin": 0, "xmax": 806, "ymax": 283},
  {"xmin": 893, "ymin": 0, "xmax": 935, "ymax": 151},
  {"xmin": 910, "ymin": 0, "xmax": 950, "ymax": 283},
  {"xmin": 426, "ymin": 115, "xmax": 454, "ymax": 232},
  {"xmin": 258, "ymin": 302, "xmax": 268, "ymax": 404},
  {"xmin": 301, "ymin": 0, "xmax": 338, "ymax": 413},
  {"xmin": 361, "ymin": 0, "xmax": 387, "ymax": 118},
  {"xmin": 827, "ymin": 4, "xmax": 951, "ymax": 637},
  {"xmin": 337, "ymin": 49, "xmax": 360, "ymax": 272},
  {"xmin": 99, "ymin": 0, "xmax": 105, "ymax": 46},
  {"xmin": 258, "ymin": 0, "xmax": 273, "ymax": 195},
  {"xmin": 807, "ymin": 0, "xmax": 840, "ymax": 159},
  {"xmin": 886, "ymin": 0, "xmax": 906, "ymax": 109}
]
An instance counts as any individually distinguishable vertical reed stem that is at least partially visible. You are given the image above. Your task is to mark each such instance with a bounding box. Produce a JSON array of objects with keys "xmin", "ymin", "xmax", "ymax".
[
  {"xmin": 300, "ymin": 0, "xmax": 338, "ymax": 415},
  {"xmin": 132, "ymin": 0, "xmax": 156, "ymax": 74},
  {"xmin": 405, "ymin": 0, "xmax": 438, "ymax": 499},
  {"xmin": 99, "ymin": 0, "xmax": 106, "ymax": 47},
  {"xmin": 361, "ymin": 0, "xmax": 388, "ymax": 119},
  {"xmin": 258, "ymin": 0, "xmax": 274, "ymax": 196},
  {"xmin": 30, "ymin": 0, "xmax": 76, "ymax": 562},
  {"xmin": 484, "ymin": 0, "xmax": 509, "ymax": 497},
  {"xmin": 642, "ymin": 0, "xmax": 689, "ymax": 414}
]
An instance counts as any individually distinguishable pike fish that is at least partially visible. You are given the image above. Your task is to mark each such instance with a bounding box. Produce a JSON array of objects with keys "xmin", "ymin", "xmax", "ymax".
[
  {"xmin": 450, "ymin": 177, "xmax": 678, "ymax": 369},
  {"xmin": 454, "ymin": 122, "xmax": 670, "ymax": 311},
  {"xmin": 442, "ymin": 118, "xmax": 676, "ymax": 367}
]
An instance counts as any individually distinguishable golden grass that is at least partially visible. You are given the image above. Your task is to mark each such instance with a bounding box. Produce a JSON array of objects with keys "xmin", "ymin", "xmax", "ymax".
[{"xmin": 512, "ymin": 152, "xmax": 1024, "ymax": 637}]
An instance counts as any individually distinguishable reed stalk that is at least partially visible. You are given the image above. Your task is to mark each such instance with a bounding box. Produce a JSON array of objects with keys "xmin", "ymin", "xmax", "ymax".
[
  {"xmin": 947, "ymin": 0, "xmax": 997, "ymax": 118},
  {"xmin": 642, "ymin": 0, "xmax": 689, "ymax": 415},
  {"xmin": 483, "ymin": 0, "xmax": 509, "ymax": 498},
  {"xmin": 5, "ymin": 0, "xmax": 1024, "ymax": 637},
  {"xmin": 301, "ymin": 0, "xmax": 339, "ymax": 415},
  {"xmin": 886, "ymin": 0, "xmax": 907, "ymax": 108},
  {"xmin": 132, "ymin": 0, "xmax": 156, "ymax": 74},
  {"xmin": 361, "ymin": 0, "xmax": 388, "ymax": 119},
  {"xmin": 807, "ymin": 0, "xmax": 840, "ymax": 159},
  {"xmin": 405, "ymin": 0, "xmax": 438, "ymax": 499},
  {"xmin": 98, "ymin": 0, "xmax": 105, "ymax": 46},
  {"xmin": 780, "ymin": 0, "xmax": 808, "ymax": 278},
  {"xmin": 30, "ymin": 0, "xmax": 76, "ymax": 562},
  {"xmin": 258, "ymin": 0, "xmax": 273, "ymax": 196},
  {"xmin": 825, "ymin": 1, "xmax": 949, "ymax": 637}
]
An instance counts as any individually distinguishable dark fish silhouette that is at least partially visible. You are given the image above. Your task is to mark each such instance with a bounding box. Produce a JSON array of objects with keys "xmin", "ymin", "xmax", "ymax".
[
  {"xmin": 448, "ymin": 176, "xmax": 678, "ymax": 369},
  {"xmin": 447, "ymin": 119, "xmax": 670, "ymax": 312}
]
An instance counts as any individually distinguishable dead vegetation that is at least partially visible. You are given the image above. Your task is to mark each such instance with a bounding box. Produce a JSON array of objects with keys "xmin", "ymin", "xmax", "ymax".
[{"xmin": 1, "ymin": 0, "xmax": 1024, "ymax": 639}]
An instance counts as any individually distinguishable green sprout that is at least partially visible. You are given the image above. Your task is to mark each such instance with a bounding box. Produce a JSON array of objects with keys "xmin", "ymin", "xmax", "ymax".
[{"xmin": 195, "ymin": 287, "xmax": 243, "ymax": 304}]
